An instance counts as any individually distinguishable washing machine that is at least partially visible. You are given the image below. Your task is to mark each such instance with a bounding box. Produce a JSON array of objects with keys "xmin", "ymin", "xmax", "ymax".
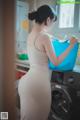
[{"xmin": 48, "ymin": 71, "xmax": 80, "ymax": 120}]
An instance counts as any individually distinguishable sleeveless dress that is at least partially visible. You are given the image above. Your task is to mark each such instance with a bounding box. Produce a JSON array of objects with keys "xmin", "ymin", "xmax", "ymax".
[{"xmin": 18, "ymin": 33, "xmax": 52, "ymax": 120}]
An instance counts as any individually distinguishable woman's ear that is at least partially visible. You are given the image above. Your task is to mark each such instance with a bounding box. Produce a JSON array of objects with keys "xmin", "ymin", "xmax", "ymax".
[
  {"xmin": 44, "ymin": 17, "xmax": 51, "ymax": 26},
  {"xmin": 46, "ymin": 17, "xmax": 51, "ymax": 26}
]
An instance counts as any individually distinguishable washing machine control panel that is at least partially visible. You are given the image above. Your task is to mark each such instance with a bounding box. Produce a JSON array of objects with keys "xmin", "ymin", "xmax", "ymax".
[
  {"xmin": 67, "ymin": 76, "xmax": 75, "ymax": 84},
  {"xmin": 63, "ymin": 71, "xmax": 80, "ymax": 89},
  {"xmin": 51, "ymin": 71, "xmax": 80, "ymax": 89}
]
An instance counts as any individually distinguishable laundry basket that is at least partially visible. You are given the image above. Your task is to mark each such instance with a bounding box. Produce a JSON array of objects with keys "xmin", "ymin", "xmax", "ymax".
[{"xmin": 48, "ymin": 39, "xmax": 79, "ymax": 71}]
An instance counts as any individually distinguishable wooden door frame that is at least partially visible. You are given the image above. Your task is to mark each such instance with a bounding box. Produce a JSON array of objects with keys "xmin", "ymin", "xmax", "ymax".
[{"xmin": 1, "ymin": 0, "xmax": 16, "ymax": 119}]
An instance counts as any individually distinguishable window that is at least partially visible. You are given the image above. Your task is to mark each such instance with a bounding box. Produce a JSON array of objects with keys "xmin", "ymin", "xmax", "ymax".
[{"xmin": 59, "ymin": 0, "xmax": 75, "ymax": 28}]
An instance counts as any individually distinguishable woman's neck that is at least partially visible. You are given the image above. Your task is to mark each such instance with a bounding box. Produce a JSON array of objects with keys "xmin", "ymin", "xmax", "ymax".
[{"xmin": 32, "ymin": 23, "xmax": 47, "ymax": 33}]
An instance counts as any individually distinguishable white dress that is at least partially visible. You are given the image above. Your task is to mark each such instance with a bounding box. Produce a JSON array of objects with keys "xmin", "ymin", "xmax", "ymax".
[{"xmin": 18, "ymin": 33, "xmax": 52, "ymax": 120}]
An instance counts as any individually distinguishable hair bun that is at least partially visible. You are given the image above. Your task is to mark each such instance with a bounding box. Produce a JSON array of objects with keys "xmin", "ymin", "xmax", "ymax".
[{"xmin": 28, "ymin": 11, "xmax": 37, "ymax": 21}]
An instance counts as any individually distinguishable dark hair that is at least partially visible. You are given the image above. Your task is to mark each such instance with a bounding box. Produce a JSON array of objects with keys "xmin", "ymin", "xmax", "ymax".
[{"xmin": 28, "ymin": 5, "xmax": 57, "ymax": 25}]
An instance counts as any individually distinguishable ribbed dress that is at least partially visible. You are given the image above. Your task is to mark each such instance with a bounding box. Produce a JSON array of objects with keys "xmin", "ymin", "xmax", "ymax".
[{"xmin": 18, "ymin": 33, "xmax": 52, "ymax": 120}]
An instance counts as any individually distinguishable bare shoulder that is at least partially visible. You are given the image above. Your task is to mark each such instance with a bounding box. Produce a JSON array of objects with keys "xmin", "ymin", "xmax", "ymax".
[{"xmin": 38, "ymin": 32, "xmax": 51, "ymax": 45}]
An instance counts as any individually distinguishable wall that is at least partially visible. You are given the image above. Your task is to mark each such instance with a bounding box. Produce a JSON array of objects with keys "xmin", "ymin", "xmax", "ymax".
[
  {"xmin": 16, "ymin": 0, "xmax": 29, "ymax": 53},
  {"xmin": 34, "ymin": 0, "xmax": 57, "ymax": 9}
]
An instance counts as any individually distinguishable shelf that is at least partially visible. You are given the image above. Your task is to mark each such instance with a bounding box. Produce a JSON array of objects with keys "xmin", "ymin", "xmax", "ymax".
[{"xmin": 16, "ymin": 59, "xmax": 30, "ymax": 68}]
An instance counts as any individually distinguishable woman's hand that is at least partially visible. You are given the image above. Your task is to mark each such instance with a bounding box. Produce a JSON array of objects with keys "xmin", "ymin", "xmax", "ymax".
[{"xmin": 70, "ymin": 37, "xmax": 78, "ymax": 46}]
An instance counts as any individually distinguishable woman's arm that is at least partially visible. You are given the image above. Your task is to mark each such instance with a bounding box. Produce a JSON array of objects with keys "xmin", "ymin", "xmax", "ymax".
[{"xmin": 42, "ymin": 35, "xmax": 77, "ymax": 66}]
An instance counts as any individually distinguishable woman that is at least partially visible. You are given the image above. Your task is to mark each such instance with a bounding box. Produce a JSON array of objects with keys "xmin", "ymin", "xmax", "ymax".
[{"xmin": 18, "ymin": 5, "xmax": 77, "ymax": 120}]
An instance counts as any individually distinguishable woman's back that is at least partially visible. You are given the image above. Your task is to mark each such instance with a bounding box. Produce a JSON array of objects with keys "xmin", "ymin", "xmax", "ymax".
[{"xmin": 27, "ymin": 31, "xmax": 50, "ymax": 69}]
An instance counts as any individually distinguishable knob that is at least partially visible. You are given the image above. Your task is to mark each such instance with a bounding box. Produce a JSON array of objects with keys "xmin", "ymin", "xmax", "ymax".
[{"xmin": 68, "ymin": 77, "xmax": 75, "ymax": 84}]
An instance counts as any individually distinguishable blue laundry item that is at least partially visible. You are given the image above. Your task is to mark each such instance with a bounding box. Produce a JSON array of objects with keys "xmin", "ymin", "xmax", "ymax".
[{"xmin": 48, "ymin": 39, "xmax": 79, "ymax": 71}]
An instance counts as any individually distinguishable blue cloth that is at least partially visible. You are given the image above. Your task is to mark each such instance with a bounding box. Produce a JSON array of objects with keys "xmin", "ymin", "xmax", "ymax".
[{"xmin": 48, "ymin": 39, "xmax": 79, "ymax": 71}]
